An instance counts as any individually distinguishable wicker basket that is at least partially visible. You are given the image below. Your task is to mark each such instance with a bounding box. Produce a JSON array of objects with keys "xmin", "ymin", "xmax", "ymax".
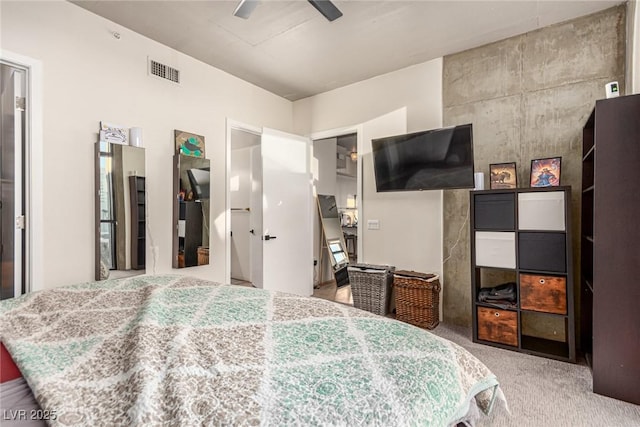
[
  {"xmin": 394, "ymin": 270, "xmax": 440, "ymax": 329},
  {"xmin": 197, "ymin": 247, "xmax": 209, "ymax": 266},
  {"xmin": 347, "ymin": 264, "xmax": 395, "ymax": 316}
]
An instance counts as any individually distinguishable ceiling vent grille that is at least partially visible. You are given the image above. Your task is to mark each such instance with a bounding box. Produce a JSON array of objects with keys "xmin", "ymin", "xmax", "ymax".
[{"xmin": 149, "ymin": 59, "xmax": 180, "ymax": 84}]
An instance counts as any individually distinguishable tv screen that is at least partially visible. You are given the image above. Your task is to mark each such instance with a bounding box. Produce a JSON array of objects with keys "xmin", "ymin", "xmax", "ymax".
[{"xmin": 371, "ymin": 124, "xmax": 475, "ymax": 192}]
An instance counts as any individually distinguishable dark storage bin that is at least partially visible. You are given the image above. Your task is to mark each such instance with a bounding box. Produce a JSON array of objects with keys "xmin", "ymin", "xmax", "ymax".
[
  {"xmin": 474, "ymin": 193, "xmax": 515, "ymax": 230},
  {"xmin": 348, "ymin": 264, "xmax": 395, "ymax": 315},
  {"xmin": 519, "ymin": 232, "xmax": 566, "ymax": 273}
]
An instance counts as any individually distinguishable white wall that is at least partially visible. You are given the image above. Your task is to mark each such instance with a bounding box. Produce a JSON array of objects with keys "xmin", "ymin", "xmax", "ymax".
[
  {"xmin": 1, "ymin": 1, "xmax": 293, "ymax": 289},
  {"xmin": 294, "ymin": 60, "xmax": 444, "ymax": 277},
  {"xmin": 312, "ymin": 138, "xmax": 337, "ymax": 196}
]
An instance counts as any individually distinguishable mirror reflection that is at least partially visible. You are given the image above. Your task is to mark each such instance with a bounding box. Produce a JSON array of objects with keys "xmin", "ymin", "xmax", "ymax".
[
  {"xmin": 173, "ymin": 154, "xmax": 210, "ymax": 268},
  {"xmin": 96, "ymin": 142, "xmax": 146, "ymax": 280},
  {"xmin": 317, "ymin": 194, "xmax": 349, "ymax": 287}
]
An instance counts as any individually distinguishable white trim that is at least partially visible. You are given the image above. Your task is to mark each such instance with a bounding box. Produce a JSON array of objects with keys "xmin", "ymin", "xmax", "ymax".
[
  {"xmin": 225, "ymin": 118, "xmax": 262, "ymax": 284},
  {"xmin": 0, "ymin": 50, "xmax": 44, "ymax": 293},
  {"xmin": 309, "ymin": 124, "xmax": 364, "ymax": 262}
]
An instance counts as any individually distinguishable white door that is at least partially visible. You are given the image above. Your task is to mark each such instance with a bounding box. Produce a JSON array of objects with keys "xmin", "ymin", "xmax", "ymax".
[{"xmin": 261, "ymin": 128, "xmax": 313, "ymax": 296}]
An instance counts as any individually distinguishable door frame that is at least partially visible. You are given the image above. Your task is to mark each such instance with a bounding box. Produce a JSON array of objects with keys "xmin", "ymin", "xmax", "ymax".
[
  {"xmin": 225, "ymin": 118, "xmax": 262, "ymax": 285},
  {"xmin": 310, "ymin": 124, "xmax": 364, "ymax": 260},
  {"xmin": 0, "ymin": 50, "xmax": 44, "ymax": 293}
]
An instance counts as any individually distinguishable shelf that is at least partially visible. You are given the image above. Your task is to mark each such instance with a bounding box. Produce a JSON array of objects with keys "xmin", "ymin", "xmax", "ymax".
[
  {"xmin": 521, "ymin": 335, "xmax": 571, "ymax": 360},
  {"xmin": 582, "ymin": 145, "xmax": 595, "ymax": 161},
  {"xmin": 584, "ymin": 236, "xmax": 594, "ymax": 243},
  {"xmin": 475, "ymin": 301, "xmax": 518, "ymax": 311},
  {"xmin": 582, "ymin": 185, "xmax": 594, "ymax": 193},
  {"xmin": 337, "ymin": 172, "xmax": 356, "ymax": 178},
  {"xmin": 471, "ymin": 186, "xmax": 574, "ymax": 363},
  {"xmin": 584, "ymin": 279, "xmax": 593, "ymax": 292},
  {"xmin": 519, "ymin": 308, "xmax": 567, "ymax": 318},
  {"xmin": 516, "ymin": 268, "xmax": 568, "ymax": 276}
]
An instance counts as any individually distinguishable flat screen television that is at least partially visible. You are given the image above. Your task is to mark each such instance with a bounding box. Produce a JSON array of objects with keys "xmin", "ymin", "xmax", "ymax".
[{"xmin": 371, "ymin": 124, "xmax": 475, "ymax": 192}]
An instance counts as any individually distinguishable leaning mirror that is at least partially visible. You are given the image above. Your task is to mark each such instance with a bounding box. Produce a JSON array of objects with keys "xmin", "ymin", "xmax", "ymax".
[
  {"xmin": 173, "ymin": 154, "xmax": 210, "ymax": 268},
  {"xmin": 317, "ymin": 194, "xmax": 349, "ymax": 286},
  {"xmin": 95, "ymin": 142, "xmax": 146, "ymax": 280}
]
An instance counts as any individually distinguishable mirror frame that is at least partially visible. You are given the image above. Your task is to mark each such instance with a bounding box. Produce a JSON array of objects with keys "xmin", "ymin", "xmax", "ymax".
[
  {"xmin": 95, "ymin": 142, "xmax": 146, "ymax": 280},
  {"xmin": 172, "ymin": 154, "xmax": 211, "ymax": 268}
]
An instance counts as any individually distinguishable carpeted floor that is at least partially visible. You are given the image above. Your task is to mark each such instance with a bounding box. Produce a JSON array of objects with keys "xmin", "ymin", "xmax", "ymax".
[{"xmin": 430, "ymin": 323, "xmax": 640, "ymax": 426}]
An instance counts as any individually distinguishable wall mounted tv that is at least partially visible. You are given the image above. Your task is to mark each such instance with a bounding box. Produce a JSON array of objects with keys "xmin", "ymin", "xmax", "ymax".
[{"xmin": 371, "ymin": 124, "xmax": 475, "ymax": 192}]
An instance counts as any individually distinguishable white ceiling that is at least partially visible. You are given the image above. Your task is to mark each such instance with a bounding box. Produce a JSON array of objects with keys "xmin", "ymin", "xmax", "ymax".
[{"xmin": 72, "ymin": 0, "xmax": 623, "ymax": 101}]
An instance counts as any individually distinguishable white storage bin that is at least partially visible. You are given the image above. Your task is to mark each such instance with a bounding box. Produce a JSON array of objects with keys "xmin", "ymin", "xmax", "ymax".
[
  {"xmin": 518, "ymin": 191, "xmax": 565, "ymax": 231},
  {"xmin": 475, "ymin": 231, "xmax": 516, "ymax": 269}
]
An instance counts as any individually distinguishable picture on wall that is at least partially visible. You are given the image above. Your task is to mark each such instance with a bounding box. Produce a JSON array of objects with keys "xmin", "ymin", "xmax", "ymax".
[
  {"xmin": 175, "ymin": 130, "xmax": 205, "ymax": 158},
  {"xmin": 489, "ymin": 162, "xmax": 517, "ymax": 189},
  {"xmin": 530, "ymin": 157, "xmax": 561, "ymax": 187},
  {"xmin": 100, "ymin": 122, "xmax": 128, "ymax": 145}
]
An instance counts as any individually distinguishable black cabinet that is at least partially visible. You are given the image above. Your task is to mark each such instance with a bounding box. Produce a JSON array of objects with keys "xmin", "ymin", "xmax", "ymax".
[
  {"xmin": 581, "ymin": 94, "xmax": 640, "ymax": 405},
  {"xmin": 129, "ymin": 176, "xmax": 145, "ymax": 270},
  {"xmin": 471, "ymin": 187, "xmax": 575, "ymax": 362}
]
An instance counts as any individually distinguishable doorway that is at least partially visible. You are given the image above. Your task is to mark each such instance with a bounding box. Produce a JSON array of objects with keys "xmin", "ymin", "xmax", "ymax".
[
  {"xmin": 312, "ymin": 133, "xmax": 359, "ymax": 284},
  {"xmin": 229, "ymin": 128, "xmax": 262, "ymax": 288},
  {"xmin": 0, "ymin": 62, "xmax": 26, "ymax": 300},
  {"xmin": 226, "ymin": 120, "xmax": 314, "ymax": 296}
]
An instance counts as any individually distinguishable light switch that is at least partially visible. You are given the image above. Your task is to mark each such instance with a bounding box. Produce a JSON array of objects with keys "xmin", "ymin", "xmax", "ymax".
[{"xmin": 367, "ymin": 219, "xmax": 380, "ymax": 230}]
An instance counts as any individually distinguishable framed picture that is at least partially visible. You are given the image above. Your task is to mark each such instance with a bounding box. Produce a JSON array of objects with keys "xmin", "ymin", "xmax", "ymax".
[
  {"xmin": 489, "ymin": 162, "xmax": 517, "ymax": 189},
  {"xmin": 530, "ymin": 157, "xmax": 561, "ymax": 187},
  {"xmin": 100, "ymin": 121, "xmax": 128, "ymax": 145},
  {"xmin": 174, "ymin": 130, "xmax": 205, "ymax": 158}
]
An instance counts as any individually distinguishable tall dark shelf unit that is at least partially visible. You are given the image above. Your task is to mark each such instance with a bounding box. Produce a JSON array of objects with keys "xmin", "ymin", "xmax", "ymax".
[
  {"xmin": 470, "ymin": 186, "xmax": 575, "ymax": 363},
  {"xmin": 581, "ymin": 93, "xmax": 640, "ymax": 405},
  {"xmin": 129, "ymin": 176, "xmax": 145, "ymax": 270}
]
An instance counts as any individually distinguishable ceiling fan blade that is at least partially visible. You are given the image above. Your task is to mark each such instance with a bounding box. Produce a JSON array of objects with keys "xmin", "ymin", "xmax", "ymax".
[
  {"xmin": 307, "ymin": 0, "xmax": 343, "ymax": 22},
  {"xmin": 233, "ymin": 0, "xmax": 259, "ymax": 19}
]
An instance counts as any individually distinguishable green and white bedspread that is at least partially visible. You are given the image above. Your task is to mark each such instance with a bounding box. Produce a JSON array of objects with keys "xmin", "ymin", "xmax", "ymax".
[{"xmin": 0, "ymin": 275, "xmax": 503, "ymax": 426}]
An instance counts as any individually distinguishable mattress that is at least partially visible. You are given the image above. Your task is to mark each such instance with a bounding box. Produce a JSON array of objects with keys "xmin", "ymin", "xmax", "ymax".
[{"xmin": 0, "ymin": 275, "xmax": 505, "ymax": 426}]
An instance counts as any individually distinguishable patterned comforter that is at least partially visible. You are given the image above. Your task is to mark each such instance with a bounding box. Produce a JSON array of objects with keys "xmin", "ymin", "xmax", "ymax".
[{"xmin": 0, "ymin": 275, "xmax": 503, "ymax": 426}]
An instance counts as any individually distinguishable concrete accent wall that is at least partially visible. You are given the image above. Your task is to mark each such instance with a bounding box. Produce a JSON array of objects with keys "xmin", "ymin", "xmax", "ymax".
[{"xmin": 442, "ymin": 5, "xmax": 626, "ymax": 327}]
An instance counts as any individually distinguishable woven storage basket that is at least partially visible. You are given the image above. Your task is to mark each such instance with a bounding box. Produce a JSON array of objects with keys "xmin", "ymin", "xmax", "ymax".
[
  {"xmin": 347, "ymin": 264, "xmax": 395, "ymax": 316},
  {"xmin": 394, "ymin": 270, "xmax": 440, "ymax": 329}
]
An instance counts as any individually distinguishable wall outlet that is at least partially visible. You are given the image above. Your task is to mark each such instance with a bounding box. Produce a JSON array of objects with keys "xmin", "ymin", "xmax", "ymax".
[{"xmin": 367, "ymin": 219, "xmax": 380, "ymax": 230}]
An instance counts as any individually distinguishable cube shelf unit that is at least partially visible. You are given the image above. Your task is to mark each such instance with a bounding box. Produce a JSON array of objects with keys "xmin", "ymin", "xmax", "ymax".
[
  {"xmin": 581, "ymin": 94, "xmax": 640, "ymax": 405},
  {"xmin": 470, "ymin": 186, "xmax": 575, "ymax": 363},
  {"xmin": 128, "ymin": 176, "xmax": 145, "ymax": 270}
]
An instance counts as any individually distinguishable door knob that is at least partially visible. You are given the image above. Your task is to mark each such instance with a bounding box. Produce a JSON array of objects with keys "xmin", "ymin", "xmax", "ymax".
[
  {"xmin": 249, "ymin": 229, "xmax": 255, "ymax": 235},
  {"xmin": 263, "ymin": 234, "xmax": 277, "ymax": 241}
]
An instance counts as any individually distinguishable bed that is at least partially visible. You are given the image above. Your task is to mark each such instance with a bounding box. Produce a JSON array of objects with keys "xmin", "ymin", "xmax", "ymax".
[{"xmin": 0, "ymin": 275, "xmax": 505, "ymax": 426}]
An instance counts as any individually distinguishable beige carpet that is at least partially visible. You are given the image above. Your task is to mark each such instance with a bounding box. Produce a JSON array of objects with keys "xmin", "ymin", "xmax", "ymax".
[{"xmin": 430, "ymin": 323, "xmax": 640, "ymax": 426}]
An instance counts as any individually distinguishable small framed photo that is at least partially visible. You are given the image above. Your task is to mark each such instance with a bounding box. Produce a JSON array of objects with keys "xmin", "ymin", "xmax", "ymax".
[
  {"xmin": 530, "ymin": 157, "xmax": 561, "ymax": 187},
  {"xmin": 489, "ymin": 162, "xmax": 517, "ymax": 189}
]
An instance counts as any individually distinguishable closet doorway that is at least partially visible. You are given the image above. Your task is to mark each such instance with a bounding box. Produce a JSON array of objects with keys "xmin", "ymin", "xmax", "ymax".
[{"xmin": 229, "ymin": 128, "xmax": 262, "ymax": 288}]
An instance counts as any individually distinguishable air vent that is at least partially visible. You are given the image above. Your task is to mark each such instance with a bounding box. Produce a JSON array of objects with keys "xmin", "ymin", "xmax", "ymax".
[{"xmin": 149, "ymin": 59, "xmax": 180, "ymax": 84}]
